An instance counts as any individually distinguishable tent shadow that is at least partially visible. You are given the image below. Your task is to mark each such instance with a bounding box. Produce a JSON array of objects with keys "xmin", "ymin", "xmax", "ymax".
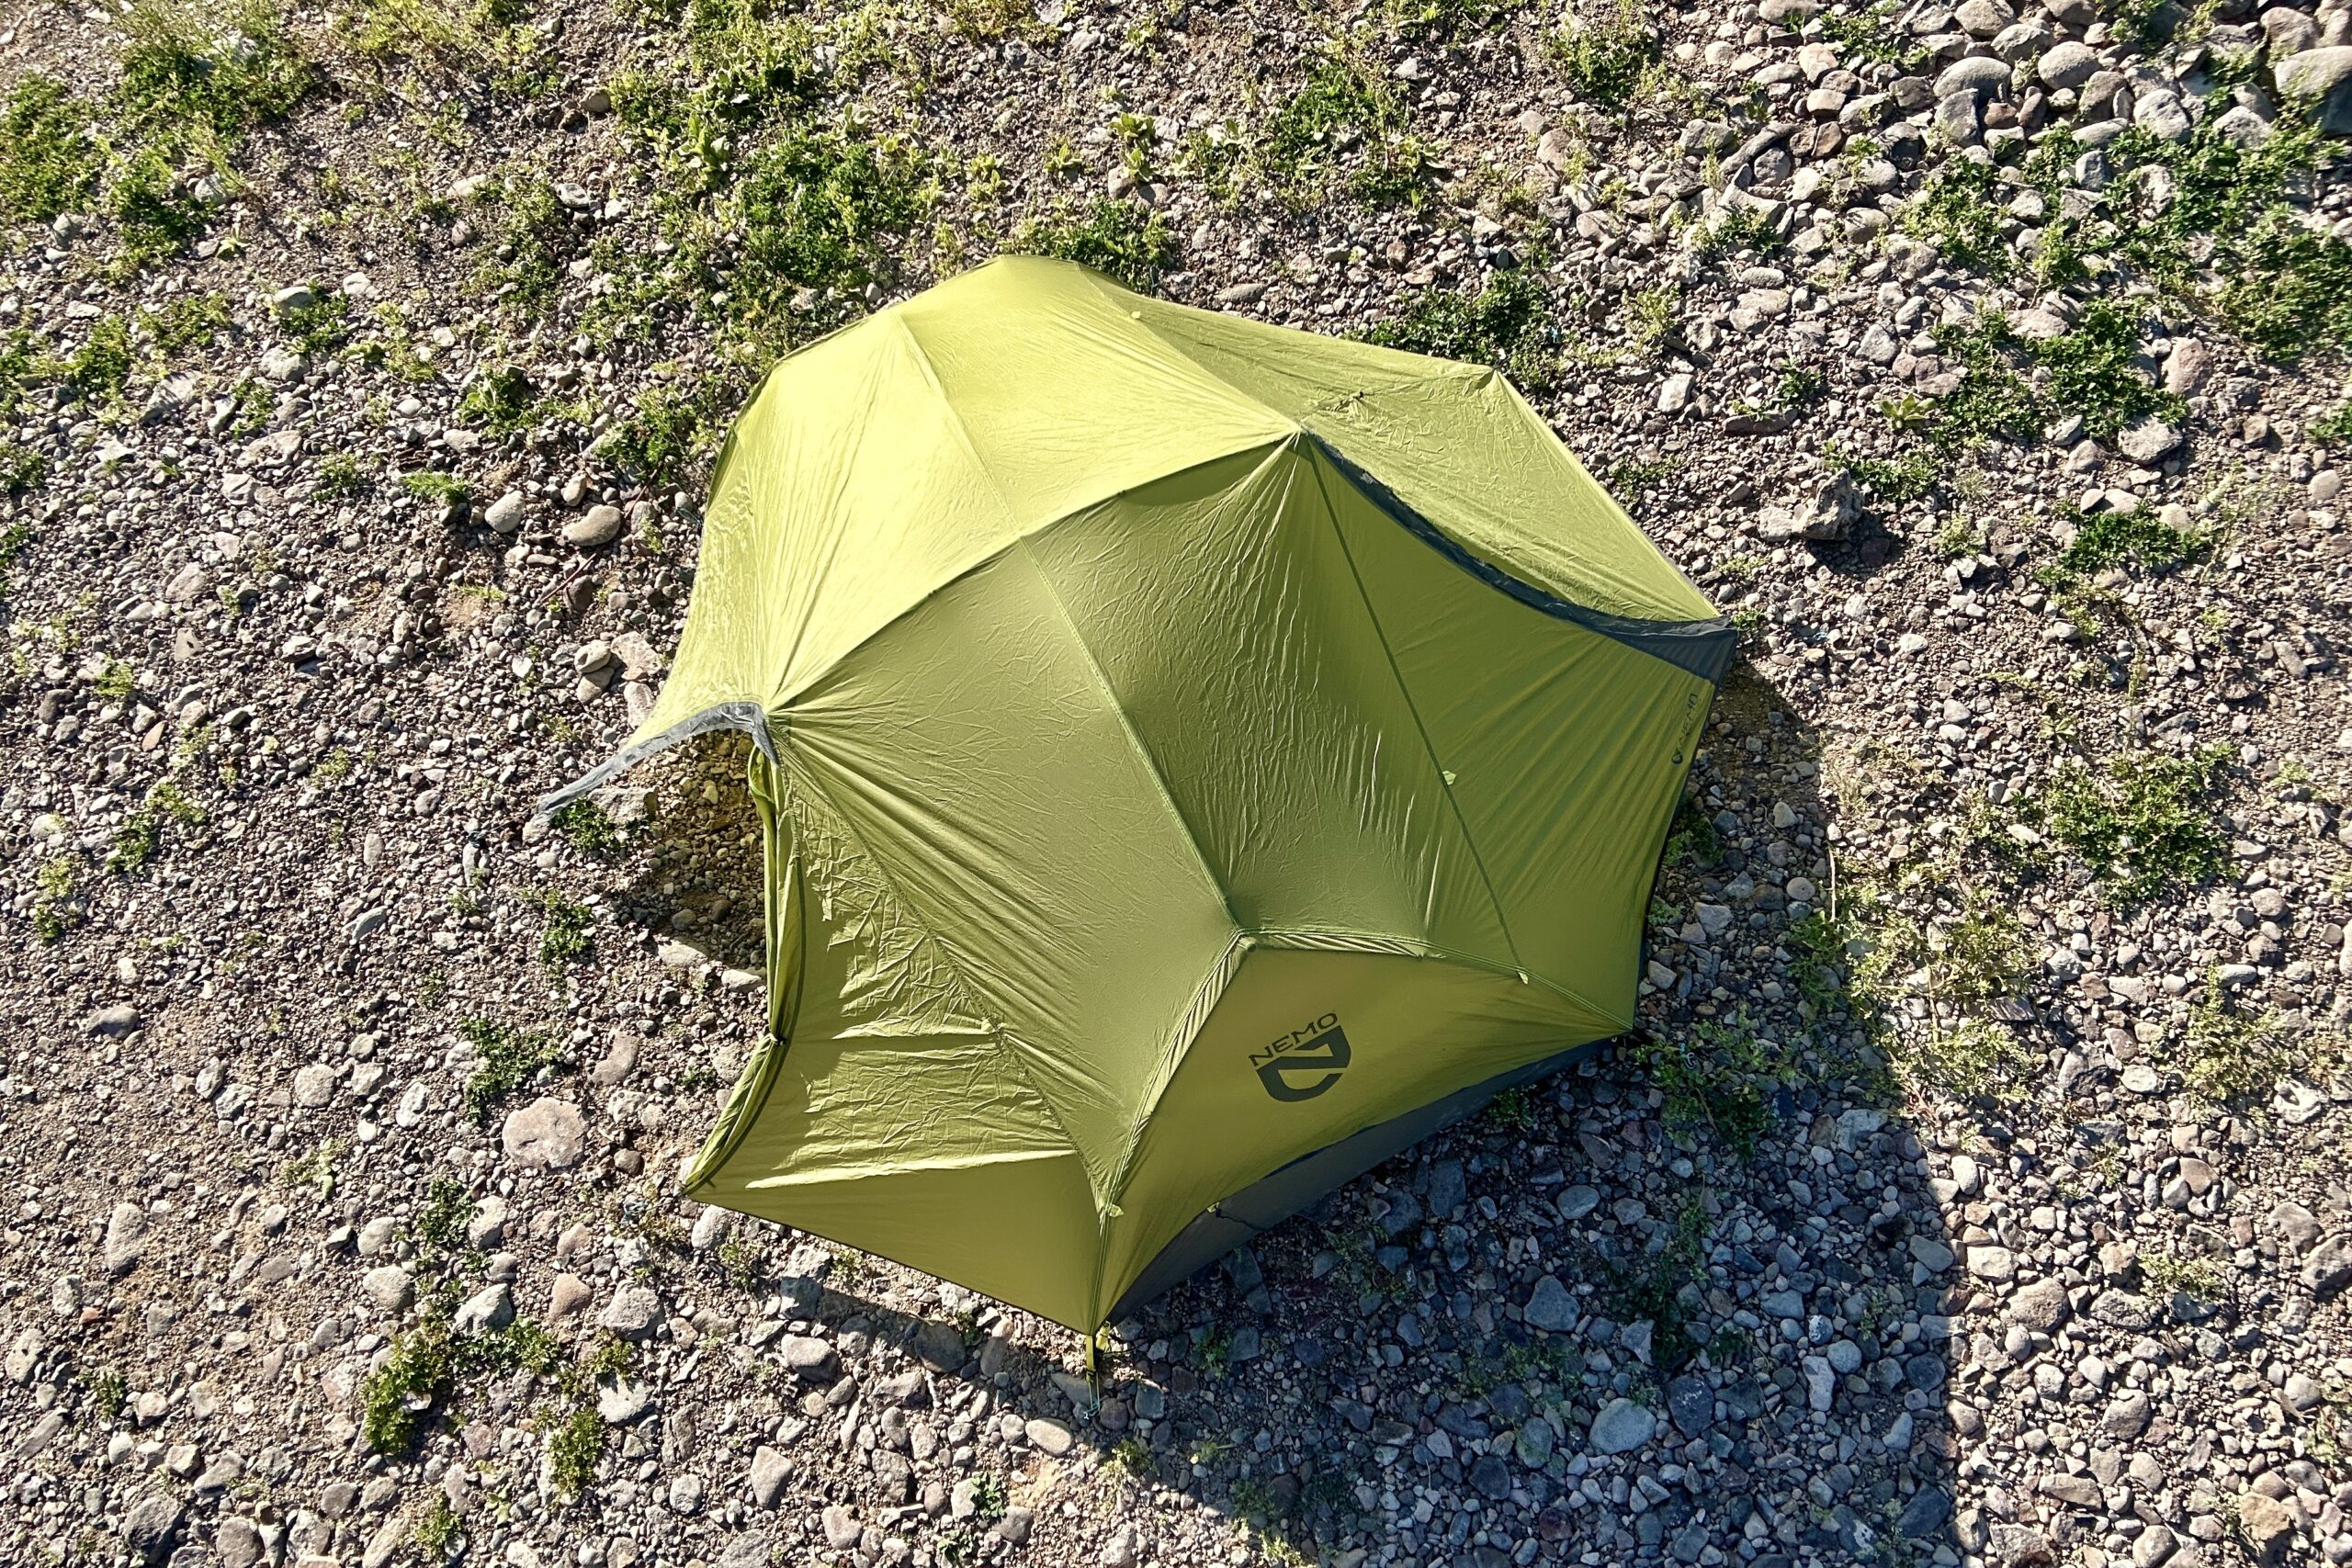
[{"xmin": 659, "ymin": 657, "xmax": 1969, "ymax": 1566}]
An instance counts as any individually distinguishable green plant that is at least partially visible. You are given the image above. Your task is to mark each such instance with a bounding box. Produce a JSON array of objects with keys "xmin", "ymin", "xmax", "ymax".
[
  {"xmin": 82, "ymin": 1365, "xmax": 129, "ymax": 1423},
  {"xmin": 0, "ymin": 75, "xmax": 102, "ymax": 223},
  {"xmin": 551, "ymin": 799, "xmax": 624, "ymax": 859},
  {"xmin": 2040, "ymin": 746, "xmax": 2229, "ymax": 904},
  {"xmin": 475, "ymin": 175, "xmax": 574, "ymax": 305},
  {"xmin": 460, "ymin": 364, "xmax": 540, "ymax": 433},
  {"xmin": 2180, "ymin": 968, "xmax": 2324, "ymax": 1106},
  {"xmin": 64, "ymin": 317, "xmax": 136, "ymax": 402},
  {"xmin": 118, "ymin": 0, "xmax": 311, "ymax": 145},
  {"xmin": 538, "ymin": 892, "xmax": 594, "ymax": 970},
  {"xmin": 401, "ymin": 471, "xmax": 469, "ymax": 504},
  {"xmin": 1633, "ymin": 1017, "xmax": 1791, "ymax": 1158},
  {"xmin": 280, "ymin": 1138, "xmax": 345, "ymax": 1199},
  {"xmin": 545, "ymin": 1404, "xmax": 603, "ymax": 1501},
  {"xmin": 1364, "ymin": 265, "xmax": 1558, "ymax": 392},
  {"xmin": 106, "ymin": 810, "xmax": 160, "ymax": 875},
  {"xmin": 411, "ymin": 1174, "xmax": 473, "ymax": 1259},
  {"xmin": 1600, "ymin": 1190, "xmax": 1710, "ymax": 1368},
  {"xmin": 458, "ymin": 1019, "xmax": 565, "ymax": 1121},
  {"xmin": 33, "ymin": 854, "xmax": 78, "ymax": 942},
  {"xmin": 315, "ymin": 453, "xmax": 369, "ymax": 498},
  {"xmin": 1487, "ymin": 1085, "xmax": 1536, "ymax": 1132},
  {"xmin": 1251, "ymin": 45, "xmax": 1426, "ymax": 209},
  {"xmin": 280, "ymin": 294, "xmax": 350, "ymax": 355},
  {"xmin": 1818, "ymin": 0, "xmax": 1929, "ymax": 67},
  {"xmin": 2050, "ymin": 505, "xmax": 2206, "ymax": 581},
  {"xmin": 1550, "ymin": 0, "xmax": 1657, "ymax": 107},
  {"xmin": 1012, "ymin": 197, "xmax": 1176, "ymax": 291},
  {"xmin": 360, "ymin": 1313, "xmax": 463, "ymax": 1451},
  {"xmin": 413, "ymin": 1495, "xmax": 461, "ymax": 1556},
  {"xmin": 1697, "ymin": 206, "xmax": 1782, "ymax": 258}
]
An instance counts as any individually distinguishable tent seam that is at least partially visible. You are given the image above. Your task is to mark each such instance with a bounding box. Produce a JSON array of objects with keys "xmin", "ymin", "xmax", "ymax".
[
  {"xmin": 767, "ymin": 737, "xmax": 1102, "ymax": 1216},
  {"xmin": 1302, "ymin": 446, "xmax": 1530, "ymax": 978},
  {"xmin": 1006, "ymin": 533, "xmax": 1254, "ymax": 1322},
  {"xmin": 768, "ymin": 437, "xmax": 1294, "ymax": 711}
]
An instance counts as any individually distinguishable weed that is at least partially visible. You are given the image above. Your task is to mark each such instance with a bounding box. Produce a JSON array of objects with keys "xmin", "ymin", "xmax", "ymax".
[
  {"xmin": 1252, "ymin": 45, "xmax": 1427, "ymax": 209},
  {"xmin": 2140, "ymin": 1245, "xmax": 2228, "ymax": 1309},
  {"xmin": 1550, "ymin": 0, "xmax": 1658, "ymax": 108},
  {"xmin": 609, "ymin": 382, "xmax": 732, "ymax": 490},
  {"xmin": 1827, "ymin": 444, "xmax": 1939, "ymax": 505},
  {"xmin": 1364, "ymin": 265, "xmax": 1558, "ymax": 392},
  {"xmin": 458, "ymin": 1018, "xmax": 565, "ymax": 1122},
  {"xmin": 1633, "ymin": 1017, "xmax": 1791, "ymax": 1158},
  {"xmin": 0, "ymin": 446, "xmax": 45, "ymax": 496},
  {"xmin": 461, "ymin": 365, "xmax": 541, "ymax": 434},
  {"xmin": 721, "ymin": 122, "xmax": 936, "ymax": 347},
  {"xmin": 360, "ymin": 1313, "xmax": 462, "ymax": 1451},
  {"xmin": 2181, "ymin": 969, "xmax": 2316, "ymax": 1106},
  {"xmin": 476, "ymin": 175, "xmax": 573, "ymax": 306},
  {"xmin": 413, "ymin": 1495, "xmax": 461, "ymax": 1555},
  {"xmin": 108, "ymin": 148, "xmax": 207, "ymax": 270},
  {"xmin": 1662, "ymin": 795, "xmax": 1724, "ymax": 871},
  {"xmin": 315, "ymin": 453, "xmax": 369, "ymax": 498},
  {"xmin": 1487, "ymin": 1085, "xmax": 1536, "ymax": 1133},
  {"xmin": 411, "ymin": 1174, "xmax": 472, "ymax": 1260},
  {"xmin": 545, "ymin": 1404, "xmax": 603, "ymax": 1501},
  {"xmin": 65, "ymin": 317, "xmax": 137, "ymax": 403},
  {"xmin": 1012, "ymin": 197, "xmax": 1176, "ymax": 291},
  {"xmin": 279, "ymin": 294, "xmax": 351, "ymax": 355},
  {"xmin": 0, "ymin": 76, "xmax": 102, "ymax": 223},
  {"xmin": 551, "ymin": 799, "xmax": 624, "ymax": 859},
  {"xmin": 2031, "ymin": 300, "xmax": 2187, "ymax": 442},
  {"xmin": 401, "ymin": 471, "xmax": 469, "ymax": 504},
  {"xmin": 538, "ymin": 892, "xmax": 594, "ymax": 970},
  {"xmin": 1697, "ymin": 206, "xmax": 1783, "ymax": 258},
  {"xmin": 106, "ymin": 810, "xmax": 160, "ymax": 875},
  {"xmin": 2051, "ymin": 505, "xmax": 2205, "ymax": 581},
  {"xmin": 119, "ymin": 1, "xmax": 311, "ymax": 146},
  {"xmin": 1600, "ymin": 1190, "xmax": 1710, "ymax": 1368},
  {"xmin": 1819, "ymin": 0, "xmax": 1929, "ymax": 67},
  {"xmin": 280, "ymin": 1138, "xmax": 345, "ymax": 1199},
  {"xmin": 1904, "ymin": 154, "xmax": 2009, "ymax": 269},
  {"xmin": 33, "ymin": 855, "xmax": 79, "ymax": 942},
  {"xmin": 83, "ymin": 1365, "xmax": 129, "ymax": 1423},
  {"xmin": 2040, "ymin": 745, "xmax": 2229, "ymax": 904},
  {"xmin": 717, "ymin": 1233, "xmax": 762, "ymax": 1291}
]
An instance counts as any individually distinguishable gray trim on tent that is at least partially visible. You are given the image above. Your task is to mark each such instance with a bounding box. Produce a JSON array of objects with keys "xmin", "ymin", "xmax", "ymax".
[
  {"xmin": 1311, "ymin": 438, "xmax": 1739, "ymax": 686},
  {"xmin": 535, "ymin": 700, "xmax": 779, "ymax": 818},
  {"xmin": 1103, "ymin": 1039, "xmax": 1599, "ymax": 1325}
]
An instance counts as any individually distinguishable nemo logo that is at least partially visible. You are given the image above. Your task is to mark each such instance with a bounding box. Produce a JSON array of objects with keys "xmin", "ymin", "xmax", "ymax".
[{"xmin": 1250, "ymin": 1013, "xmax": 1350, "ymax": 1101}]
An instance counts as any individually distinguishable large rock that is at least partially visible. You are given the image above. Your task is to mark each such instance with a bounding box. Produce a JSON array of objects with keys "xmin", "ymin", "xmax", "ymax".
[
  {"xmin": 1589, "ymin": 1397, "xmax": 1655, "ymax": 1455},
  {"xmin": 501, "ymin": 1098, "xmax": 586, "ymax": 1168},
  {"xmin": 2007, "ymin": 1277, "xmax": 2072, "ymax": 1332},
  {"xmin": 748, "ymin": 1445, "xmax": 793, "ymax": 1507},
  {"xmin": 2239, "ymin": 1490, "xmax": 2301, "ymax": 1565},
  {"xmin": 1524, "ymin": 1275, "xmax": 1577, "ymax": 1332},
  {"xmin": 121, "ymin": 1493, "xmax": 185, "ymax": 1563},
  {"xmin": 600, "ymin": 1284, "xmax": 662, "ymax": 1339},
  {"xmin": 1935, "ymin": 55, "xmax": 2014, "ymax": 100},
  {"xmin": 104, "ymin": 1202, "xmax": 148, "ymax": 1275},
  {"xmin": 2038, "ymin": 39, "xmax": 2098, "ymax": 89},
  {"xmin": 2303, "ymin": 1234, "xmax": 2352, "ymax": 1298}
]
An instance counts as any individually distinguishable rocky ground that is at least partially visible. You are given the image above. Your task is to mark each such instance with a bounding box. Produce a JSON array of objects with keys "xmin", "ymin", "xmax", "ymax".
[{"xmin": 4, "ymin": 0, "xmax": 2352, "ymax": 1565}]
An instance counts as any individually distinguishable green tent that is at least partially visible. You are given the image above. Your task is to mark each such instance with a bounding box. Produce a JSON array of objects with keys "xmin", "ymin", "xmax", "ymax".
[{"xmin": 545, "ymin": 255, "xmax": 1732, "ymax": 1332}]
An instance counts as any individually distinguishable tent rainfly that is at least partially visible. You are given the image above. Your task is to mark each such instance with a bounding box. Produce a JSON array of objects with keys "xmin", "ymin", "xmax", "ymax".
[{"xmin": 543, "ymin": 255, "xmax": 1734, "ymax": 1334}]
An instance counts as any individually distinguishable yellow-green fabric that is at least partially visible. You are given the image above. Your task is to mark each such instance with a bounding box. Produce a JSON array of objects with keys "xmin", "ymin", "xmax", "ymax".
[{"xmin": 548, "ymin": 255, "xmax": 1727, "ymax": 1330}]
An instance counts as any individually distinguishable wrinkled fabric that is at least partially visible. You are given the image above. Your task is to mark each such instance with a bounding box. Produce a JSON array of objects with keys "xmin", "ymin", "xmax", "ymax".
[{"xmin": 554, "ymin": 256, "xmax": 1730, "ymax": 1329}]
